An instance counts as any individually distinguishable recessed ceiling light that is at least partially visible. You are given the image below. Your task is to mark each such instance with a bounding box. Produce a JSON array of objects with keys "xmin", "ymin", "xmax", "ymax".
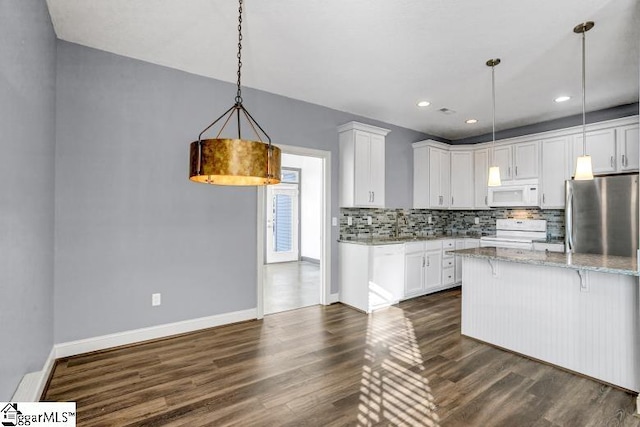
[
  {"xmin": 465, "ymin": 119, "xmax": 478, "ymax": 124},
  {"xmin": 417, "ymin": 101, "xmax": 430, "ymax": 107},
  {"xmin": 554, "ymin": 96, "xmax": 571, "ymax": 103}
]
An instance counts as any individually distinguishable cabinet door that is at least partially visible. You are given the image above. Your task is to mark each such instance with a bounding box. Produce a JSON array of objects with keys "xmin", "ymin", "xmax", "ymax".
[
  {"xmin": 428, "ymin": 148, "xmax": 443, "ymax": 208},
  {"xmin": 572, "ymin": 129, "xmax": 616, "ymax": 175},
  {"xmin": 413, "ymin": 146, "xmax": 429, "ymax": 208},
  {"xmin": 541, "ymin": 137, "xmax": 569, "ymax": 209},
  {"xmin": 353, "ymin": 131, "xmax": 372, "ymax": 206},
  {"xmin": 404, "ymin": 252, "xmax": 425, "ymax": 296},
  {"xmin": 369, "ymin": 134, "xmax": 385, "ymax": 207},
  {"xmin": 617, "ymin": 124, "xmax": 639, "ymax": 171},
  {"xmin": 514, "ymin": 141, "xmax": 539, "ymax": 179},
  {"xmin": 440, "ymin": 150, "xmax": 451, "ymax": 208},
  {"xmin": 474, "ymin": 149, "xmax": 489, "ymax": 209},
  {"xmin": 450, "ymin": 151, "xmax": 474, "ymax": 208},
  {"xmin": 493, "ymin": 145, "xmax": 513, "ymax": 181},
  {"xmin": 425, "ymin": 249, "xmax": 442, "ymax": 291}
]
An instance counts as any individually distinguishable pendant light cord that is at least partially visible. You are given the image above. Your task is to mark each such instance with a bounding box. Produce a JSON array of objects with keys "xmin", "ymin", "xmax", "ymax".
[
  {"xmin": 581, "ymin": 28, "xmax": 586, "ymax": 156},
  {"xmin": 491, "ymin": 63, "xmax": 496, "ymax": 164},
  {"xmin": 236, "ymin": 0, "xmax": 243, "ymax": 106}
]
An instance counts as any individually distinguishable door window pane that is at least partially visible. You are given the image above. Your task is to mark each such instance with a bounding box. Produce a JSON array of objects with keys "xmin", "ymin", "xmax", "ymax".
[{"xmin": 274, "ymin": 194, "xmax": 293, "ymax": 252}]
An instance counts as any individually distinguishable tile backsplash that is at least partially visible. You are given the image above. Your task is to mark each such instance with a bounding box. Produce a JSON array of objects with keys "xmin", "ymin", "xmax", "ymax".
[{"xmin": 340, "ymin": 208, "xmax": 564, "ymax": 240}]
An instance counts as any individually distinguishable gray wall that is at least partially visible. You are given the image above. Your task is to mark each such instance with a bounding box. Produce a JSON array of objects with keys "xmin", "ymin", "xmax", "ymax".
[
  {"xmin": 54, "ymin": 41, "xmax": 432, "ymax": 343},
  {"xmin": 0, "ymin": 1, "xmax": 56, "ymax": 399}
]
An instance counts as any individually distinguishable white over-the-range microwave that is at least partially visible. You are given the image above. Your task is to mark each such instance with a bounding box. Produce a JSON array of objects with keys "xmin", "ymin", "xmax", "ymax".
[{"xmin": 487, "ymin": 179, "xmax": 540, "ymax": 207}]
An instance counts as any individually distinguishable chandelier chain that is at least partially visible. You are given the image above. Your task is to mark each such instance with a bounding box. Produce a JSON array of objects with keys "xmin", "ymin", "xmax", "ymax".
[{"xmin": 235, "ymin": 0, "xmax": 243, "ymax": 104}]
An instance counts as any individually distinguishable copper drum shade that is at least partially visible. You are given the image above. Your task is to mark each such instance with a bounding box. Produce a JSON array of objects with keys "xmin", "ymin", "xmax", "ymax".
[{"xmin": 189, "ymin": 139, "xmax": 281, "ymax": 185}]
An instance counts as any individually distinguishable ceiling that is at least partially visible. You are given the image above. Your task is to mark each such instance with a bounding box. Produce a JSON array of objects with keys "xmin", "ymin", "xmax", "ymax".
[{"xmin": 45, "ymin": 0, "xmax": 639, "ymax": 140}]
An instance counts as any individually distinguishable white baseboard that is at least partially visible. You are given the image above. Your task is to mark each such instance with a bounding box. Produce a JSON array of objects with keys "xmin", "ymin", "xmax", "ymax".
[
  {"xmin": 15, "ymin": 308, "xmax": 257, "ymax": 401},
  {"xmin": 329, "ymin": 293, "xmax": 339, "ymax": 304},
  {"xmin": 55, "ymin": 308, "xmax": 257, "ymax": 358},
  {"xmin": 12, "ymin": 348, "xmax": 56, "ymax": 402}
]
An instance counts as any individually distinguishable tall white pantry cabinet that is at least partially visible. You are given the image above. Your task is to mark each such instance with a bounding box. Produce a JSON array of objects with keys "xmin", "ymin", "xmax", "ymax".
[{"xmin": 338, "ymin": 121, "xmax": 390, "ymax": 208}]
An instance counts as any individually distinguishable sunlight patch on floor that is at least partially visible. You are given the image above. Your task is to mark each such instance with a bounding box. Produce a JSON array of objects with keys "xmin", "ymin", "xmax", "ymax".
[{"xmin": 357, "ymin": 308, "xmax": 440, "ymax": 426}]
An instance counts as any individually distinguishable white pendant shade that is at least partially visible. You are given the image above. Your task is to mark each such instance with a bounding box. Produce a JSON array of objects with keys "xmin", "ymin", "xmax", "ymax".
[
  {"xmin": 487, "ymin": 166, "xmax": 502, "ymax": 187},
  {"xmin": 574, "ymin": 155, "xmax": 594, "ymax": 180}
]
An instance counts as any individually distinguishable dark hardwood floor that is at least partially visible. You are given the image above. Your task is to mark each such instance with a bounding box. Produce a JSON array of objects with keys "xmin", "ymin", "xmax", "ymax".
[{"xmin": 43, "ymin": 289, "xmax": 640, "ymax": 426}]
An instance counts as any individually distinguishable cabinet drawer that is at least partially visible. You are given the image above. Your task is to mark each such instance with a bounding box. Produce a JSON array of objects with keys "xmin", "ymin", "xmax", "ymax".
[
  {"xmin": 442, "ymin": 257, "xmax": 455, "ymax": 268},
  {"xmin": 426, "ymin": 240, "xmax": 442, "ymax": 250},
  {"xmin": 373, "ymin": 245, "xmax": 404, "ymax": 256},
  {"xmin": 405, "ymin": 241, "xmax": 425, "ymax": 253},
  {"xmin": 441, "ymin": 239, "xmax": 455, "ymax": 249},
  {"xmin": 443, "ymin": 267, "xmax": 455, "ymax": 285}
]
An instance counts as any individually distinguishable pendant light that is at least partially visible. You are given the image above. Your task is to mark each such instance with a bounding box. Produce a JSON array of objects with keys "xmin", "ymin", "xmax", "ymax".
[
  {"xmin": 188, "ymin": 0, "xmax": 281, "ymax": 186},
  {"xmin": 487, "ymin": 58, "xmax": 502, "ymax": 187},
  {"xmin": 573, "ymin": 21, "xmax": 594, "ymax": 180}
]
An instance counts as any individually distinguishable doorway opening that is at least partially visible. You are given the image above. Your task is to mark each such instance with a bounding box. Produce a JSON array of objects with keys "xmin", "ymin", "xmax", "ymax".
[{"xmin": 257, "ymin": 145, "xmax": 331, "ymax": 318}]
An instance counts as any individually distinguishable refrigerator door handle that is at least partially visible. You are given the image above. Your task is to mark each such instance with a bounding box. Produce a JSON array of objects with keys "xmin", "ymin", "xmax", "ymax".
[{"xmin": 565, "ymin": 183, "xmax": 574, "ymax": 253}]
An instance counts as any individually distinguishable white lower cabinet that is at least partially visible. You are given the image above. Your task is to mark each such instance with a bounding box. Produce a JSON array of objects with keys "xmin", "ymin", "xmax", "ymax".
[
  {"xmin": 339, "ymin": 243, "xmax": 405, "ymax": 313},
  {"xmin": 341, "ymin": 238, "xmax": 480, "ymax": 311},
  {"xmin": 405, "ymin": 241, "xmax": 444, "ymax": 297},
  {"xmin": 404, "ymin": 239, "xmax": 468, "ymax": 299}
]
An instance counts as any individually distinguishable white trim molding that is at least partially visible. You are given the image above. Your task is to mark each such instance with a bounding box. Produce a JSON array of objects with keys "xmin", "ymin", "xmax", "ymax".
[
  {"xmin": 329, "ymin": 293, "xmax": 340, "ymax": 304},
  {"xmin": 16, "ymin": 308, "xmax": 257, "ymax": 401},
  {"xmin": 54, "ymin": 308, "xmax": 257, "ymax": 358}
]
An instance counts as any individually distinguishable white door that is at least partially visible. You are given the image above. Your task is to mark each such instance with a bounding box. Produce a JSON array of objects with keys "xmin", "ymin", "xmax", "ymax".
[{"xmin": 266, "ymin": 184, "xmax": 299, "ymax": 263}]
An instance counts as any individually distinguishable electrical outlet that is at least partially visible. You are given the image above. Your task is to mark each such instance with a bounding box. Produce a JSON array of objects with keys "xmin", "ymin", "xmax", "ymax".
[
  {"xmin": 475, "ymin": 217, "xmax": 480, "ymax": 225},
  {"xmin": 152, "ymin": 293, "xmax": 161, "ymax": 306},
  {"xmin": 332, "ymin": 217, "xmax": 337, "ymax": 226},
  {"xmin": 366, "ymin": 216, "xmax": 372, "ymax": 226},
  {"xmin": 428, "ymin": 216, "xmax": 433, "ymax": 224},
  {"xmin": 347, "ymin": 216, "xmax": 353, "ymax": 226}
]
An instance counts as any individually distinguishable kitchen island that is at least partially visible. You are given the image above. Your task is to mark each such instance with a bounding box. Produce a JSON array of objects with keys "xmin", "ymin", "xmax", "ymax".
[{"xmin": 452, "ymin": 247, "xmax": 640, "ymax": 403}]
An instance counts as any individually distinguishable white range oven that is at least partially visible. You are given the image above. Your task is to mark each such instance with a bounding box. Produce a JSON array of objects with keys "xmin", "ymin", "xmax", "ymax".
[{"xmin": 480, "ymin": 219, "xmax": 547, "ymax": 250}]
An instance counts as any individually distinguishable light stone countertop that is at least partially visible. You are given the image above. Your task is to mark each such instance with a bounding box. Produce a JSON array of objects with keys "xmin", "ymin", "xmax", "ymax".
[
  {"xmin": 450, "ymin": 247, "xmax": 639, "ymax": 277},
  {"xmin": 338, "ymin": 234, "xmax": 482, "ymax": 246}
]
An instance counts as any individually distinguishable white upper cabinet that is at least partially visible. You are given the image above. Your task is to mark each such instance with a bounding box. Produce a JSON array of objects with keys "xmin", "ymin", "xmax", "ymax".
[
  {"xmin": 571, "ymin": 129, "xmax": 616, "ymax": 176},
  {"xmin": 412, "ymin": 141, "xmax": 450, "ymax": 209},
  {"xmin": 493, "ymin": 145, "xmax": 513, "ymax": 181},
  {"xmin": 513, "ymin": 141, "xmax": 539, "ymax": 179},
  {"xmin": 617, "ymin": 124, "xmax": 639, "ymax": 171},
  {"xmin": 413, "ymin": 145, "xmax": 430, "ymax": 209},
  {"xmin": 450, "ymin": 151, "xmax": 474, "ymax": 209},
  {"xmin": 541, "ymin": 137, "xmax": 570, "ymax": 209},
  {"xmin": 493, "ymin": 141, "xmax": 539, "ymax": 182},
  {"xmin": 411, "ymin": 116, "xmax": 638, "ymax": 211},
  {"xmin": 474, "ymin": 149, "xmax": 489, "ymax": 209},
  {"xmin": 428, "ymin": 147, "xmax": 450, "ymax": 209},
  {"xmin": 339, "ymin": 122, "xmax": 390, "ymax": 207}
]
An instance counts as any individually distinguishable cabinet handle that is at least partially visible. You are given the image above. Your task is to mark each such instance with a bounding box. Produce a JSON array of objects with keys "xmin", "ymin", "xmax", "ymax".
[
  {"xmin": 508, "ymin": 166, "xmax": 511, "ymax": 177},
  {"xmin": 485, "ymin": 195, "xmax": 488, "ymax": 205},
  {"xmin": 611, "ymin": 156, "xmax": 614, "ymax": 168},
  {"xmin": 422, "ymin": 256, "xmax": 425, "ymax": 267},
  {"xmin": 543, "ymin": 193, "xmax": 546, "ymax": 204},
  {"xmin": 515, "ymin": 166, "xmax": 518, "ymax": 176},
  {"xmin": 451, "ymin": 196, "xmax": 454, "ymax": 205},
  {"xmin": 427, "ymin": 256, "xmax": 430, "ymax": 267},
  {"xmin": 622, "ymin": 154, "xmax": 627, "ymax": 167},
  {"xmin": 372, "ymin": 191, "xmax": 375, "ymax": 203}
]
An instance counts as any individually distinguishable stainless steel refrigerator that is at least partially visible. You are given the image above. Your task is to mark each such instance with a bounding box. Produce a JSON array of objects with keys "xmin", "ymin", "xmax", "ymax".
[{"xmin": 565, "ymin": 174, "xmax": 639, "ymax": 257}]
